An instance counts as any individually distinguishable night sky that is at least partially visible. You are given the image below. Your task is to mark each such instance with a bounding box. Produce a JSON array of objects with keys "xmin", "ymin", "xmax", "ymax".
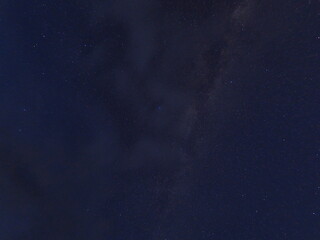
[{"xmin": 1, "ymin": 0, "xmax": 320, "ymax": 239}]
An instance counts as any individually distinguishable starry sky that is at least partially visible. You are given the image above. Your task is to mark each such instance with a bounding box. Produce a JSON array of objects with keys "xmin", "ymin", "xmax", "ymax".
[{"xmin": 1, "ymin": 0, "xmax": 320, "ymax": 239}]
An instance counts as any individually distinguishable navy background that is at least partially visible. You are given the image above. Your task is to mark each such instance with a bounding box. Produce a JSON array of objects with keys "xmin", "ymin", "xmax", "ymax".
[{"xmin": 1, "ymin": 0, "xmax": 320, "ymax": 239}]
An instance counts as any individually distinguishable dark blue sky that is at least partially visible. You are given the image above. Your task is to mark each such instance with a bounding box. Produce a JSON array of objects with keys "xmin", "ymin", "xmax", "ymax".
[{"xmin": 1, "ymin": 0, "xmax": 320, "ymax": 239}]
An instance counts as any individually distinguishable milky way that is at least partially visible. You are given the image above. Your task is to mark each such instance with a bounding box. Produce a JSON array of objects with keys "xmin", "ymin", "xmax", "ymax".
[{"xmin": 1, "ymin": 0, "xmax": 319, "ymax": 239}]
